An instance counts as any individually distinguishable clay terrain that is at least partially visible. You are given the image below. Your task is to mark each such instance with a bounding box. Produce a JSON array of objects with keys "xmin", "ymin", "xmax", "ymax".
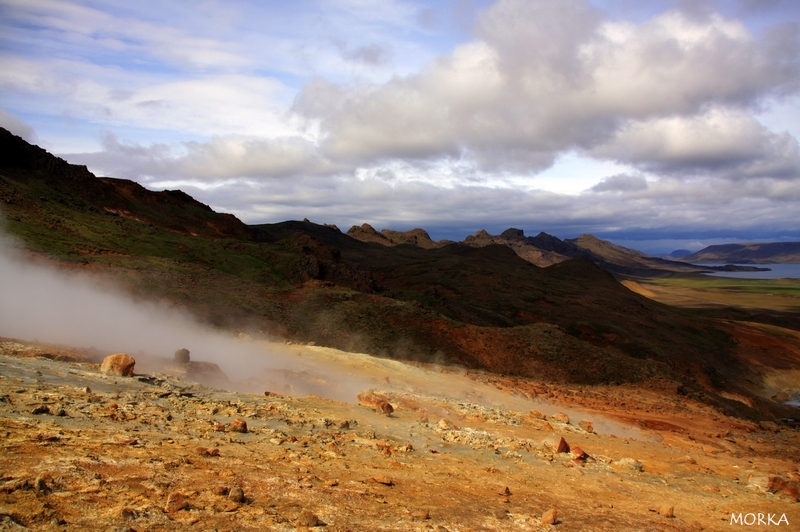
[{"xmin": 1, "ymin": 336, "xmax": 798, "ymax": 531}]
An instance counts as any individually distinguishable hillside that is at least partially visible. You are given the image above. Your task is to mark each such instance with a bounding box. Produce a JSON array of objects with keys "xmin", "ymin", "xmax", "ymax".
[
  {"xmin": 685, "ymin": 242, "xmax": 800, "ymax": 264},
  {"xmin": 0, "ymin": 127, "xmax": 797, "ymax": 420}
]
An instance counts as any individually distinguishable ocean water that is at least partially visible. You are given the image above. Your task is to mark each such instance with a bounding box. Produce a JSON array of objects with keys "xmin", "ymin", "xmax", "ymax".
[{"xmin": 698, "ymin": 263, "xmax": 800, "ymax": 279}]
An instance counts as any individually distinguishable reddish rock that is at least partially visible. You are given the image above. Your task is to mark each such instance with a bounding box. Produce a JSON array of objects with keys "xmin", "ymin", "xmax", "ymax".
[
  {"xmin": 579, "ymin": 419, "xmax": 594, "ymax": 433},
  {"xmin": 100, "ymin": 353, "xmax": 135, "ymax": 377},
  {"xmin": 373, "ymin": 474, "xmax": 394, "ymax": 486},
  {"xmin": 542, "ymin": 507, "xmax": 558, "ymax": 525},
  {"xmin": 228, "ymin": 485, "xmax": 245, "ymax": 503},
  {"xmin": 229, "ymin": 418, "xmax": 248, "ymax": 433},
  {"xmin": 296, "ymin": 509, "xmax": 323, "ymax": 527},
  {"xmin": 164, "ymin": 492, "xmax": 188, "ymax": 513},
  {"xmin": 543, "ymin": 435, "xmax": 570, "ymax": 453},
  {"xmin": 377, "ymin": 401, "xmax": 394, "ymax": 415},
  {"xmin": 529, "ymin": 410, "xmax": 547, "ymax": 420},
  {"xmin": 749, "ymin": 476, "xmax": 800, "ymax": 501},
  {"xmin": 551, "ymin": 412, "xmax": 570, "ymax": 424},
  {"xmin": 658, "ymin": 505, "xmax": 675, "ymax": 518},
  {"xmin": 570, "ymin": 446, "xmax": 588, "ymax": 460}
]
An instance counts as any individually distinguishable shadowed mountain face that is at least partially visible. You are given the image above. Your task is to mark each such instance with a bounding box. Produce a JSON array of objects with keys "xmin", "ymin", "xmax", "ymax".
[{"xmin": 0, "ymin": 127, "xmax": 793, "ymax": 419}]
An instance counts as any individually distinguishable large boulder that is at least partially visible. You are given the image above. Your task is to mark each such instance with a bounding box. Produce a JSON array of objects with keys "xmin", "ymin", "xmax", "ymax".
[{"xmin": 100, "ymin": 353, "xmax": 136, "ymax": 377}]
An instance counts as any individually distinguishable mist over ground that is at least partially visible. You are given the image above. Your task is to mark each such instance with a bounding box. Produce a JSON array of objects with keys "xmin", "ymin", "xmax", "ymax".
[{"xmin": 0, "ymin": 231, "xmax": 374, "ymax": 399}]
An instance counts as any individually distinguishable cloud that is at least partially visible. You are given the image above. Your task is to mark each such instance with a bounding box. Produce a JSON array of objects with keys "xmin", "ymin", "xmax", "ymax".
[
  {"xmin": 3, "ymin": 0, "xmax": 800, "ymax": 246},
  {"xmin": 591, "ymin": 107, "xmax": 800, "ymax": 178},
  {"xmin": 590, "ymin": 173, "xmax": 649, "ymax": 193},
  {"xmin": 291, "ymin": 0, "xmax": 800, "ymax": 176},
  {"xmin": 0, "ymin": 109, "xmax": 36, "ymax": 142}
]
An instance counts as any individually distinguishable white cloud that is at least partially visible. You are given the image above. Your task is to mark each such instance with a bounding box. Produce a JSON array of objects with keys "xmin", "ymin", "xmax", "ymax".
[{"xmin": 2, "ymin": 0, "xmax": 800, "ymax": 244}]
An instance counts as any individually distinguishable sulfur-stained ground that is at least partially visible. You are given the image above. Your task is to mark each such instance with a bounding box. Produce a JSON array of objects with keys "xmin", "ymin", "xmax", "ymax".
[{"xmin": 0, "ymin": 339, "xmax": 798, "ymax": 531}]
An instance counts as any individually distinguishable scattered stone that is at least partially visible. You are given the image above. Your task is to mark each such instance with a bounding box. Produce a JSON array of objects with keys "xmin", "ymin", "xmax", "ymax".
[
  {"xmin": 499, "ymin": 486, "xmax": 512, "ymax": 496},
  {"xmin": 551, "ymin": 412, "xmax": 570, "ymax": 424},
  {"xmin": 228, "ymin": 419, "xmax": 248, "ymax": 433},
  {"xmin": 296, "ymin": 509, "xmax": 324, "ymax": 527},
  {"xmin": 541, "ymin": 507, "xmax": 558, "ymax": 525},
  {"xmin": 121, "ymin": 507, "xmax": 138, "ymax": 520},
  {"xmin": 617, "ymin": 458, "xmax": 644, "ymax": 472},
  {"xmin": 529, "ymin": 410, "xmax": 547, "ymax": 420},
  {"xmin": 228, "ymin": 485, "xmax": 245, "ymax": 503},
  {"xmin": 543, "ymin": 435, "xmax": 570, "ymax": 453},
  {"xmin": 213, "ymin": 486, "xmax": 229, "ymax": 497},
  {"xmin": 678, "ymin": 455, "xmax": 696, "ymax": 464},
  {"xmin": 758, "ymin": 421, "xmax": 780, "ymax": 433},
  {"xmin": 749, "ymin": 476, "xmax": 800, "ymax": 501},
  {"xmin": 658, "ymin": 505, "xmax": 675, "ymax": 518},
  {"xmin": 213, "ymin": 422, "xmax": 226, "ymax": 432},
  {"xmin": 410, "ymin": 510, "xmax": 430, "ymax": 520},
  {"xmin": 377, "ymin": 401, "xmax": 394, "ymax": 415},
  {"xmin": 164, "ymin": 492, "xmax": 188, "ymax": 513},
  {"xmin": 195, "ymin": 446, "xmax": 220, "ymax": 457},
  {"xmin": 174, "ymin": 348, "xmax": 190, "ymax": 364},
  {"xmin": 33, "ymin": 476, "xmax": 47, "ymax": 493},
  {"xmin": 31, "ymin": 405, "xmax": 49, "ymax": 415},
  {"xmin": 773, "ymin": 391, "xmax": 790, "ymax": 402},
  {"xmin": 100, "ymin": 353, "xmax": 136, "ymax": 377},
  {"xmin": 373, "ymin": 474, "xmax": 394, "ymax": 486},
  {"xmin": 579, "ymin": 419, "xmax": 594, "ymax": 433},
  {"xmin": 570, "ymin": 446, "xmax": 588, "ymax": 460}
]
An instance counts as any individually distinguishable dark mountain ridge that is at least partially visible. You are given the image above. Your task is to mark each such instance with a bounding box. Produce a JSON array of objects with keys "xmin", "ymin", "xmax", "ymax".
[{"xmin": 686, "ymin": 242, "xmax": 800, "ymax": 264}]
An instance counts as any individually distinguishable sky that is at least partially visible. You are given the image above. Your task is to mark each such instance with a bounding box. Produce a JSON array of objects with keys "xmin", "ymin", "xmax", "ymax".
[{"xmin": 1, "ymin": 0, "xmax": 799, "ymax": 254}]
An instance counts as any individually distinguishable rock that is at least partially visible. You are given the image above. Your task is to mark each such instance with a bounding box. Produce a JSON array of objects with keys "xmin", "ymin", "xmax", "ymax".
[
  {"xmin": 773, "ymin": 391, "xmax": 790, "ymax": 402},
  {"xmin": 579, "ymin": 419, "xmax": 594, "ymax": 433},
  {"xmin": 529, "ymin": 410, "xmax": 547, "ymax": 420},
  {"xmin": 120, "ymin": 507, "xmax": 138, "ymax": 520},
  {"xmin": 31, "ymin": 405, "xmax": 49, "ymax": 415},
  {"xmin": 164, "ymin": 492, "xmax": 188, "ymax": 513},
  {"xmin": 543, "ymin": 435, "xmax": 570, "ymax": 453},
  {"xmin": 228, "ymin": 485, "xmax": 245, "ymax": 503},
  {"xmin": 228, "ymin": 419, "xmax": 248, "ymax": 433},
  {"xmin": 759, "ymin": 420, "xmax": 780, "ymax": 433},
  {"xmin": 100, "ymin": 353, "xmax": 136, "ymax": 377},
  {"xmin": 678, "ymin": 455, "xmax": 696, "ymax": 464},
  {"xmin": 658, "ymin": 505, "xmax": 675, "ymax": 518},
  {"xmin": 551, "ymin": 412, "xmax": 570, "ymax": 424},
  {"xmin": 373, "ymin": 474, "xmax": 394, "ymax": 486},
  {"xmin": 749, "ymin": 476, "xmax": 800, "ymax": 501},
  {"xmin": 195, "ymin": 446, "xmax": 219, "ymax": 457},
  {"xmin": 541, "ymin": 507, "xmax": 558, "ymax": 525},
  {"xmin": 296, "ymin": 509, "xmax": 324, "ymax": 527},
  {"xmin": 570, "ymin": 446, "xmax": 588, "ymax": 460},
  {"xmin": 174, "ymin": 348, "xmax": 190, "ymax": 364},
  {"xmin": 499, "ymin": 486, "xmax": 512, "ymax": 496},
  {"xmin": 617, "ymin": 458, "xmax": 643, "ymax": 472},
  {"xmin": 33, "ymin": 476, "xmax": 47, "ymax": 493},
  {"xmin": 410, "ymin": 510, "xmax": 430, "ymax": 520}
]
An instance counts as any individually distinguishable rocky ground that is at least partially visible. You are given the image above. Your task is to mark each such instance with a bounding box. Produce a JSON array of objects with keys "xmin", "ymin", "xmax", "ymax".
[{"xmin": 1, "ymin": 338, "xmax": 798, "ymax": 531}]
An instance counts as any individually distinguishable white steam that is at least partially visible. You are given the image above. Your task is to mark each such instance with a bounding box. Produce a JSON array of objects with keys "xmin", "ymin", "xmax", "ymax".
[{"xmin": 0, "ymin": 232, "xmax": 374, "ymax": 400}]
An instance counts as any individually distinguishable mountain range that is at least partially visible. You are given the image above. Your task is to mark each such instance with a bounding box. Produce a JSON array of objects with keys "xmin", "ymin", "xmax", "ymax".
[
  {"xmin": 1, "ymin": 127, "xmax": 797, "ymax": 420},
  {"xmin": 684, "ymin": 242, "xmax": 800, "ymax": 264}
]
